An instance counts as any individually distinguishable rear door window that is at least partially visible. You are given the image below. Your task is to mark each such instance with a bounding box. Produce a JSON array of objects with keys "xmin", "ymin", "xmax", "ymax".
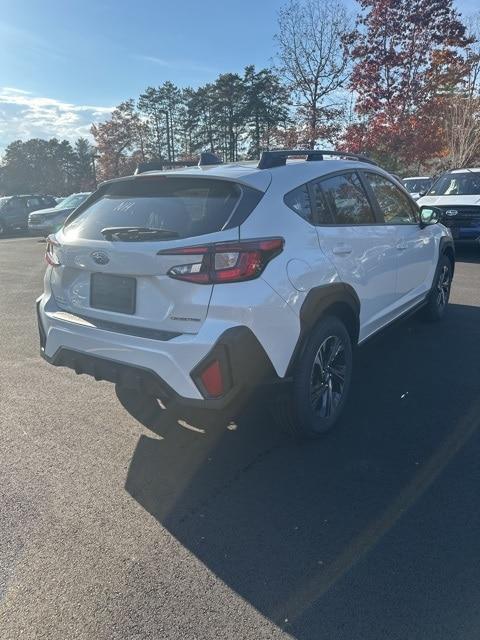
[
  {"xmin": 310, "ymin": 180, "xmax": 335, "ymax": 224},
  {"xmin": 365, "ymin": 172, "xmax": 417, "ymax": 224},
  {"xmin": 65, "ymin": 178, "xmax": 262, "ymax": 240},
  {"xmin": 319, "ymin": 172, "xmax": 376, "ymax": 224}
]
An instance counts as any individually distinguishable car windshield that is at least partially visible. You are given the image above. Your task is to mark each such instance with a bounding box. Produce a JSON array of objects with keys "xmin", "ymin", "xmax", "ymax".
[
  {"xmin": 403, "ymin": 178, "xmax": 431, "ymax": 193},
  {"xmin": 58, "ymin": 193, "xmax": 90, "ymax": 209},
  {"xmin": 428, "ymin": 172, "xmax": 480, "ymax": 196},
  {"xmin": 64, "ymin": 178, "xmax": 258, "ymax": 240}
]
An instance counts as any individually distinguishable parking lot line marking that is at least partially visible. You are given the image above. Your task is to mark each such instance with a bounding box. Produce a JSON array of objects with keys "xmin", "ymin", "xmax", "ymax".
[{"xmin": 276, "ymin": 398, "xmax": 480, "ymax": 624}]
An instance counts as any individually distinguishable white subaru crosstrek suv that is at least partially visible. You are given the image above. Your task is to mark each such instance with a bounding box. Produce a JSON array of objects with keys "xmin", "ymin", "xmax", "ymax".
[{"xmin": 37, "ymin": 150, "xmax": 455, "ymax": 438}]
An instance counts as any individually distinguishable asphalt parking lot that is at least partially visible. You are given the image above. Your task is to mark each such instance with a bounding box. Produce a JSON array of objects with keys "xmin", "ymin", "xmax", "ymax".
[{"xmin": 1, "ymin": 235, "xmax": 480, "ymax": 640}]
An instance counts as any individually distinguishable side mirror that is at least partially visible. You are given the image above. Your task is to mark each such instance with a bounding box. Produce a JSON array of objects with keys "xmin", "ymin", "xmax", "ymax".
[
  {"xmin": 419, "ymin": 206, "xmax": 440, "ymax": 228},
  {"xmin": 418, "ymin": 190, "xmax": 427, "ymax": 198}
]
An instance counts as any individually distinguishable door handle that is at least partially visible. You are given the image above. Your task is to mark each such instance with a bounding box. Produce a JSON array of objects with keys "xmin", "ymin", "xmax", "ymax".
[{"xmin": 332, "ymin": 244, "xmax": 353, "ymax": 256}]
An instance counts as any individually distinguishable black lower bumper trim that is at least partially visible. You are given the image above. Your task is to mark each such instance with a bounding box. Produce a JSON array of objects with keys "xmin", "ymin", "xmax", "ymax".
[
  {"xmin": 49, "ymin": 309, "xmax": 180, "ymax": 341},
  {"xmin": 42, "ymin": 348, "xmax": 174, "ymax": 401},
  {"xmin": 191, "ymin": 326, "xmax": 275, "ymax": 401},
  {"xmin": 41, "ymin": 326, "xmax": 277, "ymax": 413}
]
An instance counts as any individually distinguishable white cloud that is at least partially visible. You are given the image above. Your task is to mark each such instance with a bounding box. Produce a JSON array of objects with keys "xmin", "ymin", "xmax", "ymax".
[
  {"xmin": 2, "ymin": 87, "xmax": 31, "ymax": 95},
  {"xmin": 134, "ymin": 55, "xmax": 170, "ymax": 67},
  {"xmin": 133, "ymin": 54, "xmax": 217, "ymax": 75},
  {"xmin": 0, "ymin": 87, "xmax": 113, "ymax": 151}
]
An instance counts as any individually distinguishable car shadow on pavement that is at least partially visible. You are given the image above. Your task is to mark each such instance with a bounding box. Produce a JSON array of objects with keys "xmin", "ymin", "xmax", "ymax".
[{"xmin": 124, "ymin": 303, "xmax": 480, "ymax": 639}]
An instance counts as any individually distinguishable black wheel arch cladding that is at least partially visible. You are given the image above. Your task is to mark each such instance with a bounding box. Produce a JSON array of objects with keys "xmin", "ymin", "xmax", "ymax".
[
  {"xmin": 440, "ymin": 235, "xmax": 455, "ymax": 274},
  {"xmin": 287, "ymin": 283, "xmax": 360, "ymax": 375}
]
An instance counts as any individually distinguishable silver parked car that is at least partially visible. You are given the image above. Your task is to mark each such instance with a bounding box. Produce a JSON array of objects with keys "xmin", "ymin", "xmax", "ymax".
[{"xmin": 28, "ymin": 192, "xmax": 92, "ymax": 236}]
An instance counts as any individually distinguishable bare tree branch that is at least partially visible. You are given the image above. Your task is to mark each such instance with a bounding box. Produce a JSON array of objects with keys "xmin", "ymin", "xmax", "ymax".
[{"xmin": 274, "ymin": 0, "xmax": 351, "ymax": 147}]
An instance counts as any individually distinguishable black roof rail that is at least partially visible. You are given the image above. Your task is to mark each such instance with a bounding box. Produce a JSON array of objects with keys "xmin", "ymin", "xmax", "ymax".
[
  {"xmin": 447, "ymin": 167, "xmax": 475, "ymax": 173},
  {"xmin": 257, "ymin": 149, "xmax": 378, "ymax": 170},
  {"xmin": 198, "ymin": 152, "xmax": 223, "ymax": 167}
]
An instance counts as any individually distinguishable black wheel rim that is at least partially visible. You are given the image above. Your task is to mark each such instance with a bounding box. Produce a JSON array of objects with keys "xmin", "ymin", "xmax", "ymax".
[
  {"xmin": 436, "ymin": 265, "xmax": 450, "ymax": 309},
  {"xmin": 310, "ymin": 335, "xmax": 347, "ymax": 418}
]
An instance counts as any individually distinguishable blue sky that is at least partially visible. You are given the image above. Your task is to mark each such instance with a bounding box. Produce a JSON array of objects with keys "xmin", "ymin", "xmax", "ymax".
[{"xmin": 0, "ymin": 0, "xmax": 478, "ymax": 150}]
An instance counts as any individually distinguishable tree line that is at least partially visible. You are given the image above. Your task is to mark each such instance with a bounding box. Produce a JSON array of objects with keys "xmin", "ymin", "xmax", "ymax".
[
  {"xmin": 0, "ymin": 137, "xmax": 96, "ymax": 196},
  {"xmin": 90, "ymin": 67, "xmax": 292, "ymax": 182},
  {"xmin": 1, "ymin": 0, "xmax": 480, "ymax": 195}
]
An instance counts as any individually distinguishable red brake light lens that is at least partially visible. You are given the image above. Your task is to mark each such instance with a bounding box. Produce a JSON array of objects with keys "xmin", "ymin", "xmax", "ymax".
[{"xmin": 159, "ymin": 237, "xmax": 284, "ymax": 284}]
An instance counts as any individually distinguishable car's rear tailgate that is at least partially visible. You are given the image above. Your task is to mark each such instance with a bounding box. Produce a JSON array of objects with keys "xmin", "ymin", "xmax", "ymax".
[{"xmin": 49, "ymin": 230, "xmax": 239, "ymax": 335}]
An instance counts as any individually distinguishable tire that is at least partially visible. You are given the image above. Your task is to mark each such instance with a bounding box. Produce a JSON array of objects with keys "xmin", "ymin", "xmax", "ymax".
[
  {"xmin": 276, "ymin": 316, "xmax": 353, "ymax": 439},
  {"xmin": 424, "ymin": 254, "xmax": 452, "ymax": 321}
]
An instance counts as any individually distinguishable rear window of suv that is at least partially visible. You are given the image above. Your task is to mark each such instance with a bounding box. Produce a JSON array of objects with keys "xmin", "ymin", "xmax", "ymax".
[{"xmin": 64, "ymin": 177, "xmax": 262, "ymax": 240}]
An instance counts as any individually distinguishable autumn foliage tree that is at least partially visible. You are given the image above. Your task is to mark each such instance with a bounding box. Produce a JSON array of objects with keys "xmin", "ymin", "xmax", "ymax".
[
  {"xmin": 343, "ymin": 0, "xmax": 472, "ymax": 171},
  {"xmin": 91, "ymin": 100, "xmax": 147, "ymax": 182},
  {"xmin": 81, "ymin": 0, "xmax": 478, "ymax": 180},
  {"xmin": 443, "ymin": 16, "xmax": 480, "ymax": 168}
]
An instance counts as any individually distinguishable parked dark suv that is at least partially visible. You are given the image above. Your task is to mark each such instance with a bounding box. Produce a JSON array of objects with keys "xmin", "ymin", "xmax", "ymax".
[{"xmin": 0, "ymin": 195, "xmax": 57, "ymax": 234}]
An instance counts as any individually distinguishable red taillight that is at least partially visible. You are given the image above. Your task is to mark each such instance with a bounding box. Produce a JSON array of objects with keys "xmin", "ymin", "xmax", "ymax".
[
  {"xmin": 45, "ymin": 235, "xmax": 61, "ymax": 267},
  {"xmin": 159, "ymin": 237, "xmax": 284, "ymax": 284},
  {"xmin": 199, "ymin": 359, "xmax": 224, "ymax": 397}
]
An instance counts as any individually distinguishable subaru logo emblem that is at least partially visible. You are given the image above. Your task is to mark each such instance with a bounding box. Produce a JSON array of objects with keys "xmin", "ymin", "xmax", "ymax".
[
  {"xmin": 445, "ymin": 209, "xmax": 458, "ymax": 217},
  {"xmin": 91, "ymin": 251, "xmax": 110, "ymax": 265}
]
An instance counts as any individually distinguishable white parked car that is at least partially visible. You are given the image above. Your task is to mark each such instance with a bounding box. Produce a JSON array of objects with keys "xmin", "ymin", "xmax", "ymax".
[
  {"xmin": 37, "ymin": 150, "xmax": 454, "ymax": 438},
  {"xmin": 402, "ymin": 176, "xmax": 433, "ymax": 201},
  {"xmin": 417, "ymin": 168, "xmax": 480, "ymax": 245}
]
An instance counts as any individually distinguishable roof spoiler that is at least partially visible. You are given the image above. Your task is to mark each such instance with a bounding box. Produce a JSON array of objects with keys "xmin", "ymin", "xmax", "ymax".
[
  {"xmin": 135, "ymin": 160, "xmax": 165, "ymax": 174},
  {"xmin": 257, "ymin": 149, "xmax": 378, "ymax": 170}
]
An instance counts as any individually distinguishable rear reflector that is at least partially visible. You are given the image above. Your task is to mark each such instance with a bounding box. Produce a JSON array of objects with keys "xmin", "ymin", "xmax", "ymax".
[{"xmin": 199, "ymin": 359, "xmax": 224, "ymax": 397}]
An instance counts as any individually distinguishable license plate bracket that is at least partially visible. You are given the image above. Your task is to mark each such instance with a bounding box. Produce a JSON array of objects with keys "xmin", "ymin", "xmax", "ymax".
[{"xmin": 90, "ymin": 273, "xmax": 136, "ymax": 314}]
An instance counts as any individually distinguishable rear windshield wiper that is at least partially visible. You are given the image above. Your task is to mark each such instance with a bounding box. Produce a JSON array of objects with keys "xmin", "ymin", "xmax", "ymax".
[{"xmin": 100, "ymin": 226, "xmax": 180, "ymax": 241}]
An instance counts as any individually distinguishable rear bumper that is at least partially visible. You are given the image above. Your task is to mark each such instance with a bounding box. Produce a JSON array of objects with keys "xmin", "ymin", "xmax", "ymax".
[
  {"xmin": 37, "ymin": 296, "xmax": 275, "ymax": 412},
  {"xmin": 452, "ymin": 237, "xmax": 480, "ymax": 245},
  {"xmin": 443, "ymin": 225, "xmax": 480, "ymax": 243}
]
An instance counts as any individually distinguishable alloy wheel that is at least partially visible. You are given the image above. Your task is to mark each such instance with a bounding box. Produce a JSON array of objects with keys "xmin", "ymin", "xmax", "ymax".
[
  {"xmin": 310, "ymin": 335, "xmax": 347, "ymax": 418},
  {"xmin": 436, "ymin": 264, "xmax": 450, "ymax": 309}
]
